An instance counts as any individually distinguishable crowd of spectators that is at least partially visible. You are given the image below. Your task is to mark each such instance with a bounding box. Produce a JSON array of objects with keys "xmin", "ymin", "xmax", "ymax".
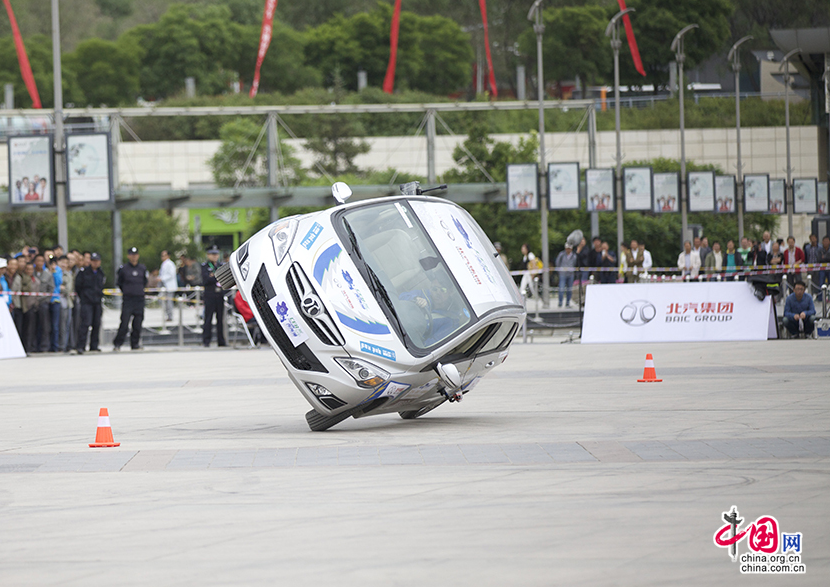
[
  {"xmin": 0, "ymin": 245, "xmax": 219, "ymax": 355},
  {"xmin": 674, "ymin": 232, "xmax": 829, "ymax": 294},
  {"xmin": 515, "ymin": 231, "xmax": 830, "ymax": 310}
]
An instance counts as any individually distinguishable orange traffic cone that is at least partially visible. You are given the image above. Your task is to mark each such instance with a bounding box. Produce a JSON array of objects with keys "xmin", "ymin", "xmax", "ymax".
[
  {"xmin": 89, "ymin": 408, "xmax": 121, "ymax": 448},
  {"xmin": 637, "ymin": 353, "xmax": 662, "ymax": 383}
]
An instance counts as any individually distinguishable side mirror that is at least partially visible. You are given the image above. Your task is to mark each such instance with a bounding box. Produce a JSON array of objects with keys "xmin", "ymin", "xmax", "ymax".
[
  {"xmin": 435, "ymin": 362, "xmax": 461, "ymax": 391},
  {"xmin": 332, "ymin": 181, "xmax": 352, "ymax": 205}
]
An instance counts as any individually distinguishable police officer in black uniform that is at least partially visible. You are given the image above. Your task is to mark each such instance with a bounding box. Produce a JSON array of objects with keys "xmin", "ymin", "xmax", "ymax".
[
  {"xmin": 113, "ymin": 246, "xmax": 148, "ymax": 351},
  {"xmin": 74, "ymin": 252, "xmax": 106, "ymax": 354},
  {"xmin": 201, "ymin": 246, "xmax": 227, "ymax": 347}
]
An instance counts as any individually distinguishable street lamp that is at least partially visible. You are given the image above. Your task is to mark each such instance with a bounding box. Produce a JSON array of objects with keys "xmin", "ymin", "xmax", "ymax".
[
  {"xmin": 780, "ymin": 48, "xmax": 802, "ymax": 237},
  {"xmin": 528, "ymin": 0, "xmax": 549, "ymax": 306},
  {"xmin": 671, "ymin": 24, "xmax": 698, "ymax": 246},
  {"xmin": 52, "ymin": 0, "xmax": 67, "ymax": 251},
  {"xmin": 605, "ymin": 7, "xmax": 634, "ymax": 266},
  {"xmin": 727, "ymin": 35, "xmax": 752, "ymax": 243}
]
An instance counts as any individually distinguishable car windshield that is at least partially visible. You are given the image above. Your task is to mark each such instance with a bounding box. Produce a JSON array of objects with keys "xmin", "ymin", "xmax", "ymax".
[{"xmin": 338, "ymin": 201, "xmax": 473, "ymax": 350}]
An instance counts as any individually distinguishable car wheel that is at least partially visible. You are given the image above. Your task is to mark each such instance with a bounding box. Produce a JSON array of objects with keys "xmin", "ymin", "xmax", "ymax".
[
  {"xmin": 399, "ymin": 399, "xmax": 446, "ymax": 420},
  {"xmin": 305, "ymin": 408, "xmax": 353, "ymax": 431},
  {"xmin": 215, "ymin": 262, "xmax": 236, "ymax": 290}
]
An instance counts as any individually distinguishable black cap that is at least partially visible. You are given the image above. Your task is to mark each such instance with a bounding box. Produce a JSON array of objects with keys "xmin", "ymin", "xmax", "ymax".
[
  {"xmin": 206, "ymin": 246, "xmax": 220, "ymax": 254},
  {"xmin": 127, "ymin": 247, "xmax": 139, "ymax": 254},
  {"xmin": 90, "ymin": 252, "xmax": 101, "ymax": 261}
]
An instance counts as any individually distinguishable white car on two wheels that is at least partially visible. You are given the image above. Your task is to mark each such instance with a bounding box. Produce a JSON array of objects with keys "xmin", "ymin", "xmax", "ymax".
[{"xmin": 215, "ymin": 182, "xmax": 526, "ymax": 431}]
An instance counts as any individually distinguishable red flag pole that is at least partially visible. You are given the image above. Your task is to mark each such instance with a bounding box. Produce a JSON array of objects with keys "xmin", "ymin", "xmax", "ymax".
[
  {"xmin": 478, "ymin": 0, "xmax": 498, "ymax": 97},
  {"xmin": 250, "ymin": 0, "xmax": 278, "ymax": 98},
  {"xmin": 3, "ymin": 0, "xmax": 41, "ymax": 108},
  {"xmin": 616, "ymin": 0, "xmax": 645, "ymax": 76},
  {"xmin": 383, "ymin": 0, "xmax": 402, "ymax": 94}
]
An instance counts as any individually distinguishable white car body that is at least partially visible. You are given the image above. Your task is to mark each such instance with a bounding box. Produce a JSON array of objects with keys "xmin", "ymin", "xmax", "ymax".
[{"xmin": 226, "ymin": 192, "xmax": 526, "ymax": 430}]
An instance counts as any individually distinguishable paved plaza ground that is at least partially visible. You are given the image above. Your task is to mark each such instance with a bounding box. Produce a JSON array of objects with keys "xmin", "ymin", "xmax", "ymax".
[{"xmin": 0, "ymin": 338, "xmax": 828, "ymax": 585}]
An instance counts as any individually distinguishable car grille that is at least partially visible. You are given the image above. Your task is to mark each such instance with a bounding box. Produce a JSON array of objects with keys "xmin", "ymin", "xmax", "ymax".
[
  {"xmin": 251, "ymin": 265, "xmax": 326, "ymax": 373},
  {"xmin": 286, "ymin": 263, "xmax": 346, "ymax": 347}
]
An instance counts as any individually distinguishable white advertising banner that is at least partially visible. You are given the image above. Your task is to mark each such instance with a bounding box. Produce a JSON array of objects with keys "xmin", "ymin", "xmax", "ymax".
[
  {"xmin": 506, "ymin": 163, "xmax": 539, "ymax": 211},
  {"xmin": 688, "ymin": 170, "xmax": 716, "ymax": 212},
  {"xmin": 8, "ymin": 134, "xmax": 54, "ymax": 206},
  {"xmin": 547, "ymin": 162, "xmax": 580, "ymax": 210},
  {"xmin": 744, "ymin": 174, "xmax": 769, "ymax": 212},
  {"xmin": 586, "ymin": 168, "xmax": 615, "ymax": 211},
  {"xmin": 623, "ymin": 167, "xmax": 652, "ymax": 211},
  {"xmin": 792, "ymin": 178, "xmax": 817, "ymax": 214},
  {"xmin": 0, "ymin": 304, "xmax": 26, "ymax": 359},
  {"xmin": 769, "ymin": 179, "xmax": 785, "ymax": 214},
  {"xmin": 653, "ymin": 172, "xmax": 679, "ymax": 213},
  {"xmin": 715, "ymin": 175, "xmax": 736, "ymax": 213},
  {"xmin": 582, "ymin": 282, "xmax": 774, "ymax": 343},
  {"xmin": 66, "ymin": 133, "xmax": 113, "ymax": 203}
]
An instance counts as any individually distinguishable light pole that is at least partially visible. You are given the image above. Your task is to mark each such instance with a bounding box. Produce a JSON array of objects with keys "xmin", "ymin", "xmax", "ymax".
[
  {"xmin": 780, "ymin": 48, "xmax": 801, "ymax": 237},
  {"xmin": 671, "ymin": 24, "xmax": 698, "ymax": 246},
  {"xmin": 728, "ymin": 35, "xmax": 752, "ymax": 243},
  {"xmin": 528, "ymin": 0, "xmax": 549, "ymax": 306},
  {"xmin": 605, "ymin": 7, "xmax": 634, "ymax": 265},
  {"xmin": 52, "ymin": 0, "xmax": 67, "ymax": 251}
]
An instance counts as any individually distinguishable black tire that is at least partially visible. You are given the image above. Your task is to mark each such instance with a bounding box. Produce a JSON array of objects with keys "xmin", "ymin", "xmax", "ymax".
[
  {"xmin": 305, "ymin": 408, "xmax": 353, "ymax": 432},
  {"xmin": 399, "ymin": 400, "xmax": 446, "ymax": 420},
  {"xmin": 215, "ymin": 262, "xmax": 236, "ymax": 290}
]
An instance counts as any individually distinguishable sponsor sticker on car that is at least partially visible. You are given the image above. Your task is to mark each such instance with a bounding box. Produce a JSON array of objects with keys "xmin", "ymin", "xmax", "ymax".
[
  {"xmin": 268, "ymin": 293, "xmax": 308, "ymax": 347},
  {"xmin": 360, "ymin": 341, "xmax": 396, "ymax": 362},
  {"xmin": 301, "ymin": 222, "xmax": 324, "ymax": 250},
  {"xmin": 378, "ymin": 381, "xmax": 411, "ymax": 399}
]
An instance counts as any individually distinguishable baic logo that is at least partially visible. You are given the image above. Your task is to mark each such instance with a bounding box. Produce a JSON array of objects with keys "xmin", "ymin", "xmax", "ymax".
[
  {"xmin": 301, "ymin": 294, "xmax": 322, "ymax": 318},
  {"xmin": 620, "ymin": 300, "xmax": 656, "ymax": 326}
]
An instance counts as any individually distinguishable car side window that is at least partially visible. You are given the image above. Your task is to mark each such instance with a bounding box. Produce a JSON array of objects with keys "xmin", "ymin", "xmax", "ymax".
[
  {"xmin": 445, "ymin": 323, "xmax": 498, "ymax": 358},
  {"xmin": 477, "ymin": 322, "xmax": 517, "ymax": 355}
]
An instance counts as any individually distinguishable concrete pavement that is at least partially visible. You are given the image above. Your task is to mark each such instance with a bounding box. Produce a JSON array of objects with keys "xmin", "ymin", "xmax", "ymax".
[{"xmin": 0, "ymin": 339, "xmax": 828, "ymax": 585}]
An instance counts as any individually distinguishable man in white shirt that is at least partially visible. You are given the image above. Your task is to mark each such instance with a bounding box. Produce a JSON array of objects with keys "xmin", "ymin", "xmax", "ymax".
[
  {"xmin": 692, "ymin": 236, "xmax": 703, "ymax": 260},
  {"xmin": 677, "ymin": 240, "xmax": 701, "ymax": 279},
  {"xmin": 159, "ymin": 250, "xmax": 178, "ymax": 321},
  {"xmin": 761, "ymin": 231, "xmax": 773, "ymax": 255},
  {"xmin": 520, "ymin": 243, "xmax": 538, "ymax": 299},
  {"xmin": 639, "ymin": 243, "xmax": 653, "ymax": 275}
]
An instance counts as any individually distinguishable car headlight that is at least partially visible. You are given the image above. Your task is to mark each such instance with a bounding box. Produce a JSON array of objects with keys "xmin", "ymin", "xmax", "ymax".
[
  {"xmin": 335, "ymin": 357, "xmax": 390, "ymax": 388},
  {"xmin": 268, "ymin": 218, "xmax": 298, "ymax": 265}
]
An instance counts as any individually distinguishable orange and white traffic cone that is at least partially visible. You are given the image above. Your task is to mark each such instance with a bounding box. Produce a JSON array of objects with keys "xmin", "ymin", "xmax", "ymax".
[
  {"xmin": 637, "ymin": 353, "xmax": 662, "ymax": 383},
  {"xmin": 89, "ymin": 408, "xmax": 121, "ymax": 448}
]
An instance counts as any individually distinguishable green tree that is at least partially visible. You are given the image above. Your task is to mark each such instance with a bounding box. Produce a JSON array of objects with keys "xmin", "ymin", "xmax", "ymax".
[
  {"xmin": 304, "ymin": 3, "xmax": 472, "ymax": 94},
  {"xmin": 234, "ymin": 20, "xmax": 322, "ymax": 95},
  {"xmin": 121, "ymin": 3, "xmax": 245, "ymax": 99},
  {"xmin": 64, "ymin": 37, "xmax": 140, "ymax": 106},
  {"xmin": 0, "ymin": 35, "xmax": 84, "ymax": 108},
  {"xmin": 95, "ymin": 0, "xmax": 133, "ymax": 19},
  {"xmin": 209, "ymin": 117, "xmax": 306, "ymax": 187},
  {"xmin": 614, "ymin": 0, "xmax": 734, "ymax": 90},
  {"xmin": 443, "ymin": 123, "xmax": 538, "ymax": 183},
  {"xmin": 518, "ymin": 5, "xmax": 611, "ymax": 90},
  {"xmin": 67, "ymin": 210, "xmax": 190, "ymax": 273},
  {"xmin": 304, "ymin": 72, "xmax": 371, "ymax": 177},
  {"xmin": 0, "ymin": 211, "xmax": 57, "ymax": 254}
]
